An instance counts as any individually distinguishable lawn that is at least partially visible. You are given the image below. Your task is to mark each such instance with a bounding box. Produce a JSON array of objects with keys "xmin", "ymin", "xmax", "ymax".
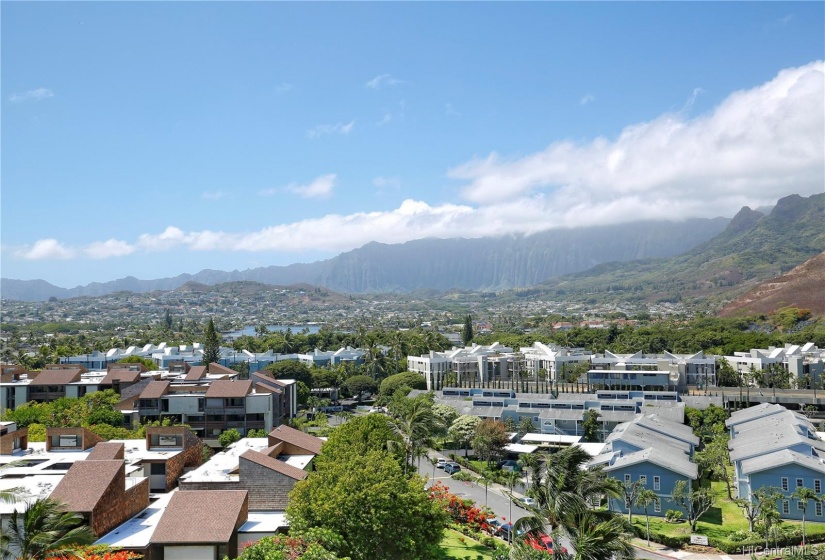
[
  {"xmin": 437, "ymin": 528, "xmax": 498, "ymax": 560},
  {"xmin": 631, "ymin": 481, "xmax": 825, "ymax": 542}
]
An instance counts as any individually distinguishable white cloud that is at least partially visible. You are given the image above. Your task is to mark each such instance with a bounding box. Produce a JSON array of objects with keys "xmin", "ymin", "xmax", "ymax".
[
  {"xmin": 377, "ymin": 112, "xmax": 392, "ymax": 126},
  {"xmin": 372, "ymin": 176, "xmax": 400, "ymax": 189},
  {"xmin": 17, "ymin": 239, "xmax": 74, "ymax": 260},
  {"xmin": 275, "ymin": 83, "xmax": 293, "ymax": 93},
  {"xmin": 11, "ymin": 61, "xmax": 824, "ymax": 263},
  {"xmin": 445, "ymin": 103, "xmax": 461, "ymax": 117},
  {"xmin": 9, "ymin": 88, "xmax": 54, "ymax": 103},
  {"xmin": 580, "ymin": 94, "xmax": 595, "ymax": 106},
  {"xmin": 365, "ymin": 74, "xmax": 404, "ymax": 89},
  {"xmin": 202, "ymin": 191, "xmax": 226, "ymax": 200},
  {"xmin": 451, "ymin": 61, "xmax": 825, "ymax": 214},
  {"xmin": 286, "ymin": 174, "xmax": 337, "ymax": 199},
  {"xmin": 83, "ymin": 239, "xmax": 135, "ymax": 259},
  {"xmin": 306, "ymin": 120, "xmax": 355, "ymax": 139}
]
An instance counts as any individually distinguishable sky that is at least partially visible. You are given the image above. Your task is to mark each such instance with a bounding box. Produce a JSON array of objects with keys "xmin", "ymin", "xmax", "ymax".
[{"xmin": 2, "ymin": 2, "xmax": 824, "ymax": 288}]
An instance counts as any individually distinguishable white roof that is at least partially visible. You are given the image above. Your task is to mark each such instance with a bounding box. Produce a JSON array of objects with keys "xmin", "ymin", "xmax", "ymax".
[
  {"xmin": 520, "ymin": 433, "xmax": 582, "ymax": 444},
  {"xmin": 505, "ymin": 443, "xmax": 539, "ymax": 454},
  {"xmin": 179, "ymin": 437, "xmax": 270, "ymax": 483},
  {"xmin": 239, "ymin": 511, "xmax": 289, "ymax": 534},
  {"xmin": 95, "ymin": 491, "xmax": 175, "ymax": 548},
  {"xmin": 576, "ymin": 442, "xmax": 607, "ymax": 457}
]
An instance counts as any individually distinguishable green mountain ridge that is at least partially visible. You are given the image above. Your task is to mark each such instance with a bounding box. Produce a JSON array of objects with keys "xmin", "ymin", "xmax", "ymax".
[{"xmin": 536, "ymin": 193, "xmax": 825, "ymax": 310}]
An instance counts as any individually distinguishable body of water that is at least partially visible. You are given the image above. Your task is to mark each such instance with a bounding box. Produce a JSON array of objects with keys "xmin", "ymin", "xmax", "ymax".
[{"xmin": 226, "ymin": 324, "xmax": 323, "ymax": 338}]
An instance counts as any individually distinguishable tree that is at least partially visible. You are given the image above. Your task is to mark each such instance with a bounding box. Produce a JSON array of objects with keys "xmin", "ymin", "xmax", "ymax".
[
  {"xmin": 287, "ymin": 449, "xmax": 446, "ymax": 560},
  {"xmin": 635, "ymin": 489, "xmax": 660, "ymax": 545},
  {"xmin": 448, "ymin": 415, "xmax": 481, "ymax": 457},
  {"xmin": 556, "ymin": 512, "xmax": 636, "ymax": 560},
  {"xmin": 378, "ymin": 372, "xmax": 427, "ymax": 396},
  {"xmin": 117, "ymin": 355, "xmax": 156, "ymax": 370},
  {"xmin": 431, "ymin": 404, "xmax": 458, "ymax": 432},
  {"xmin": 233, "ymin": 530, "xmax": 344, "ymax": 560},
  {"xmin": 321, "ymin": 414, "xmax": 403, "ymax": 466},
  {"xmin": 1, "ymin": 497, "xmax": 95, "ymax": 560},
  {"xmin": 736, "ymin": 486, "xmax": 783, "ymax": 533},
  {"xmin": 581, "ymin": 410, "xmax": 602, "ymax": 443},
  {"xmin": 202, "ymin": 318, "xmax": 221, "ymax": 367},
  {"xmin": 163, "ymin": 308, "xmax": 174, "ymax": 331},
  {"xmin": 619, "ymin": 480, "xmax": 643, "ymax": 524},
  {"xmin": 218, "ymin": 428, "xmax": 241, "ymax": 448},
  {"xmin": 266, "ymin": 360, "xmax": 313, "ymax": 387},
  {"xmin": 696, "ymin": 432, "xmax": 732, "ymax": 498},
  {"xmin": 344, "ymin": 375, "xmax": 377, "ymax": 401},
  {"xmin": 518, "ymin": 417, "xmax": 535, "ymax": 437},
  {"xmin": 504, "ymin": 416, "xmax": 517, "ymax": 432},
  {"xmin": 296, "ymin": 381, "xmax": 311, "ymax": 406},
  {"xmin": 670, "ymin": 480, "xmax": 715, "ymax": 532},
  {"xmin": 792, "ymin": 486, "xmax": 819, "ymax": 545},
  {"xmin": 472, "ymin": 419, "xmax": 508, "ymax": 466},
  {"xmin": 390, "ymin": 397, "xmax": 443, "ymax": 475},
  {"xmin": 462, "ymin": 314, "xmax": 474, "ymax": 345}
]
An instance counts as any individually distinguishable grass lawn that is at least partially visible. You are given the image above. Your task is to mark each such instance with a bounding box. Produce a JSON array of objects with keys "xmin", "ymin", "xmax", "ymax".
[
  {"xmin": 632, "ymin": 481, "xmax": 825, "ymax": 542},
  {"xmin": 437, "ymin": 529, "xmax": 498, "ymax": 560}
]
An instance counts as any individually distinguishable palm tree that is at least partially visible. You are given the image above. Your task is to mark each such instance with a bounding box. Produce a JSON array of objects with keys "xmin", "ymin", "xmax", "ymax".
[
  {"xmin": 792, "ymin": 486, "xmax": 819, "ymax": 545},
  {"xmin": 390, "ymin": 399, "xmax": 443, "ymax": 475},
  {"xmin": 478, "ymin": 468, "xmax": 499, "ymax": 507},
  {"xmin": 562, "ymin": 511, "xmax": 636, "ymax": 560},
  {"xmin": 1, "ymin": 497, "xmax": 95, "ymax": 560},
  {"xmin": 634, "ymin": 488, "xmax": 660, "ymax": 545},
  {"xmin": 502, "ymin": 469, "xmax": 522, "ymax": 543}
]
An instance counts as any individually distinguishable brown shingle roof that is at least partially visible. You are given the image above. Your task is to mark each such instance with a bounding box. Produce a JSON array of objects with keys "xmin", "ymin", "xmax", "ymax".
[
  {"xmin": 28, "ymin": 369, "xmax": 82, "ymax": 386},
  {"xmin": 207, "ymin": 363, "xmax": 236, "ymax": 376},
  {"xmin": 87, "ymin": 442, "xmax": 125, "ymax": 461},
  {"xmin": 139, "ymin": 380, "xmax": 170, "ymax": 399},
  {"xmin": 240, "ymin": 449, "xmax": 308, "ymax": 480},
  {"xmin": 151, "ymin": 490, "xmax": 248, "ymax": 544},
  {"xmin": 254, "ymin": 382, "xmax": 276, "ymax": 394},
  {"xmin": 268, "ymin": 425, "xmax": 323, "ymax": 455},
  {"xmin": 205, "ymin": 380, "xmax": 252, "ymax": 398},
  {"xmin": 184, "ymin": 366, "xmax": 207, "ymax": 381},
  {"xmin": 49, "ymin": 460, "xmax": 122, "ymax": 513},
  {"xmin": 99, "ymin": 370, "xmax": 142, "ymax": 385}
]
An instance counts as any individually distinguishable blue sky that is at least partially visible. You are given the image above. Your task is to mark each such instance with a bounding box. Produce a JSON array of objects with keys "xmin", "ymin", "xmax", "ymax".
[{"xmin": 2, "ymin": 2, "xmax": 823, "ymax": 288}]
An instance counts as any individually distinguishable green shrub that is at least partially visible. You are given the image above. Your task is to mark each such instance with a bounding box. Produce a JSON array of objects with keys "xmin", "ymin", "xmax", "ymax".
[{"xmin": 665, "ymin": 510, "xmax": 683, "ymax": 523}]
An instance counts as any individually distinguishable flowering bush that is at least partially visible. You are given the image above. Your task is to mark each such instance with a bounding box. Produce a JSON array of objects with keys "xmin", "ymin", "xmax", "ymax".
[
  {"xmin": 429, "ymin": 482, "xmax": 490, "ymax": 532},
  {"xmin": 48, "ymin": 545, "xmax": 142, "ymax": 560}
]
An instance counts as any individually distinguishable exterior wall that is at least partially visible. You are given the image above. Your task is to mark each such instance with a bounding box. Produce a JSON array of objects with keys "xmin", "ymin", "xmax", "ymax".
[
  {"xmin": 91, "ymin": 472, "xmax": 150, "ymax": 536},
  {"xmin": 46, "ymin": 427, "xmax": 105, "ymax": 451},
  {"xmin": 748, "ymin": 464, "xmax": 825, "ymax": 521},
  {"xmin": 163, "ymin": 545, "xmax": 218, "ymax": 560},
  {"xmin": 608, "ymin": 463, "xmax": 693, "ymax": 517},
  {"xmin": 0, "ymin": 427, "xmax": 28, "ymax": 455},
  {"xmin": 179, "ymin": 457, "xmax": 300, "ymax": 510},
  {"xmin": 146, "ymin": 428, "xmax": 202, "ymax": 491}
]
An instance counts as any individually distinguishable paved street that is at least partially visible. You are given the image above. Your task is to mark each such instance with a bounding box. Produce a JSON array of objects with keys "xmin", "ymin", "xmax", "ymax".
[{"xmin": 415, "ymin": 452, "xmax": 672, "ymax": 560}]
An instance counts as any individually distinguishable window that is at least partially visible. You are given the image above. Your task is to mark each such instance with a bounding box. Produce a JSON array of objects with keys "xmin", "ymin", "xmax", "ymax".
[
  {"xmin": 817, "ymin": 502, "xmax": 822, "ymax": 517},
  {"xmin": 639, "ymin": 475, "xmax": 647, "ymax": 485},
  {"xmin": 653, "ymin": 476, "xmax": 661, "ymax": 491},
  {"xmin": 798, "ymin": 501, "xmax": 806, "ymax": 511},
  {"xmin": 816, "ymin": 480, "xmax": 822, "ymax": 493},
  {"xmin": 654, "ymin": 500, "xmax": 661, "ymax": 513},
  {"xmin": 782, "ymin": 478, "xmax": 789, "ymax": 491},
  {"xmin": 783, "ymin": 501, "xmax": 790, "ymax": 515},
  {"xmin": 797, "ymin": 478, "xmax": 804, "ymax": 488},
  {"xmin": 150, "ymin": 463, "xmax": 166, "ymax": 475},
  {"xmin": 624, "ymin": 474, "xmax": 631, "ymax": 483}
]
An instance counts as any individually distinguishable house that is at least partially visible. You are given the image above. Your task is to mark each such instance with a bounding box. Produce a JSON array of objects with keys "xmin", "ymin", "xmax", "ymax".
[
  {"xmin": 727, "ymin": 405, "xmax": 825, "ymax": 520},
  {"xmin": 49, "ymin": 442, "xmax": 150, "ymax": 537},
  {"xmin": 178, "ymin": 425, "xmax": 321, "ymax": 510},
  {"xmin": 722, "ymin": 343, "xmax": 825, "ymax": 386},
  {"xmin": 589, "ymin": 414, "xmax": 699, "ymax": 517},
  {"xmin": 149, "ymin": 490, "xmax": 249, "ymax": 560},
  {"xmin": 0, "ymin": 422, "xmax": 28, "ymax": 455}
]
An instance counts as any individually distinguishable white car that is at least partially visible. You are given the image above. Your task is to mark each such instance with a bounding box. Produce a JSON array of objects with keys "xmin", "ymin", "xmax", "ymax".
[
  {"xmin": 436, "ymin": 458, "xmax": 448, "ymax": 469},
  {"xmin": 517, "ymin": 497, "xmax": 536, "ymax": 508}
]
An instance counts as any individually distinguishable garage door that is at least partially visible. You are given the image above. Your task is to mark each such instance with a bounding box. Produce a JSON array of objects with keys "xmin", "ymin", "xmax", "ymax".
[{"xmin": 164, "ymin": 545, "xmax": 216, "ymax": 560}]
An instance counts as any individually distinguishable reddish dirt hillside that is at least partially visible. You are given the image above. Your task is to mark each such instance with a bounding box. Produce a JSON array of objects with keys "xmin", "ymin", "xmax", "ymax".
[{"xmin": 718, "ymin": 252, "xmax": 825, "ymax": 317}]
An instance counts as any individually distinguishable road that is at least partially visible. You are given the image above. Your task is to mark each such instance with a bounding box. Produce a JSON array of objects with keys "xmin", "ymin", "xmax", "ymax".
[{"xmin": 415, "ymin": 453, "xmax": 670, "ymax": 560}]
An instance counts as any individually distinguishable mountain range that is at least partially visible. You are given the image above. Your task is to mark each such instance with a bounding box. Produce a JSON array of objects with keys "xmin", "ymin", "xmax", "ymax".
[
  {"xmin": 1, "ymin": 218, "xmax": 730, "ymax": 301},
  {"xmin": 536, "ymin": 193, "xmax": 825, "ymax": 309}
]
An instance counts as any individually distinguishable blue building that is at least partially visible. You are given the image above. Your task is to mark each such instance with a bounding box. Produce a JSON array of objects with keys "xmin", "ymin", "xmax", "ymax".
[
  {"xmin": 590, "ymin": 414, "xmax": 699, "ymax": 517},
  {"xmin": 727, "ymin": 404, "xmax": 825, "ymax": 521}
]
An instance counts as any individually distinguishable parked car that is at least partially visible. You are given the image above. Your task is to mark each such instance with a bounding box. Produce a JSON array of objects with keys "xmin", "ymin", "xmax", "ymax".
[
  {"xmin": 485, "ymin": 519, "xmax": 504, "ymax": 535},
  {"xmin": 526, "ymin": 534, "xmax": 567, "ymax": 554},
  {"xmin": 436, "ymin": 458, "xmax": 447, "ymax": 469},
  {"xmin": 499, "ymin": 523, "xmax": 522, "ymax": 542},
  {"xmin": 516, "ymin": 496, "xmax": 536, "ymax": 508},
  {"xmin": 444, "ymin": 462, "xmax": 462, "ymax": 474}
]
